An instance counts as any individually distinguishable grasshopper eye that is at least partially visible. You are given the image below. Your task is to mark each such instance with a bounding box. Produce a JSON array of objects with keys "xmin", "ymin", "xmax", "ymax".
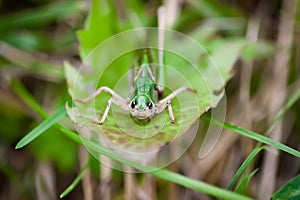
[
  {"xmin": 131, "ymin": 100, "xmax": 137, "ymax": 109},
  {"xmin": 147, "ymin": 102, "xmax": 153, "ymax": 109}
]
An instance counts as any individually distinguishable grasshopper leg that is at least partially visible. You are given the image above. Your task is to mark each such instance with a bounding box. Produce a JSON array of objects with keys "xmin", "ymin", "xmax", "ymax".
[
  {"xmin": 159, "ymin": 87, "xmax": 196, "ymax": 104},
  {"xmin": 75, "ymin": 86, "xmax": 128, "ymax": 110},
  {"xmin": 167, "ymin": 100, "xmax": 175, "ymax": 124},
  {"xmin": 156, "ymin": 87, "xmax": 195, "ymax": 123},
  {"xmin": 156, "ymin": 6, "xmax": 166, "ymax": 97},
  {"xmin": 94, "ymin": 98, "xmax": 112, "ymax": 125},
  {"xmin": 155, "ymin": 99, "xmax": 175, "ymax": 124},
  {"xmin": 75, "ymin": 86, "xmax": 129, "ymax": 124}
]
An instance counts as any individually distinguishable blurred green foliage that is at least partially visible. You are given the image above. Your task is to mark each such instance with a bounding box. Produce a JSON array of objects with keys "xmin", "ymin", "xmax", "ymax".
[
  {"xmin": 29, "ymin": 126, "xmax": 77, "ymax": 171},
  {"xmin": 0, "ymin": 0, "xmax": 299, "ymax": 199}
]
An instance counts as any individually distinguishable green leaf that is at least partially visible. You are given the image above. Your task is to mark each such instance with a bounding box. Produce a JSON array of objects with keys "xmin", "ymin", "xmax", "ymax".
[
  {"xmin": 66, "ymin": 0, "xmax": 248, "ymax": 170},
  {"xmin": 15, "ymin": 106, "xmax": 66, "ymax": 149},
  {"xmin": 272, "ymin": 175, "xmax": 300, "ymax": 200},
  {"xmin": 65, "ymin": 30, "xmax": 247, "ymax": 163},
  {"xmin": 77, "ymin": 0, "xmax": 116, "ymax": 59}
]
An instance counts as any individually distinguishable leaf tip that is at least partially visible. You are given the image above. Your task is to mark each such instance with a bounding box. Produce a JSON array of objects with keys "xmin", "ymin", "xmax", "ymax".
[{"xmin": 15, "ymin": 142, "xmax": 23, "ymax": 150}]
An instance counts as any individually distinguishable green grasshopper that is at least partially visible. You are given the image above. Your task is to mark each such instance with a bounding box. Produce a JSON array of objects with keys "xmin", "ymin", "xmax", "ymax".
[{"xmin": 75, "ymin": 8, "xmax": 195, "ymax": 125}]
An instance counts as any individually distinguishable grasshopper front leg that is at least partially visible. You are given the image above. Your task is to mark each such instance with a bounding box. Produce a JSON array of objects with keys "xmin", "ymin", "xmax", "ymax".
[
  {"xmin": 156, "ymin": 99, "xmax": 175, "ymax": 124},
  {"xmin": 75, "ymin": 86, "xmax": 129, "ymax": 124},
  {"xmin": 156, "ymin": 87, "xmax": 196, "ymax": 124}
]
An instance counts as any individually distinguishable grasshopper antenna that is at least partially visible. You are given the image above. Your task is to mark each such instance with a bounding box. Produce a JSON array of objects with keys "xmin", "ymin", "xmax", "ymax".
[{"xmin": 157, "ymin": 6, "xmax": 166, "ymax": 98}]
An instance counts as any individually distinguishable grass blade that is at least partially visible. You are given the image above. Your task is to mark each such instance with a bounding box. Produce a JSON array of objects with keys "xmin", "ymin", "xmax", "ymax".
[
  {"xmin": 151, "ymin": 169, "xmax": 252, "ymax": 200},
  {"xmin": 202, "ymin": 116, "xmax": 300, "ymax": 158},
  {"xmin": 227, "ymin": 146, "xmax": 266, "ymax": 190},
  {"xmin": 15, "ymin": 106, "xmax": 66, "ymax": 149},
  {"xmin": 227, "ymin": 89, "xmax": 300, "ymax": 190},
  {"xmin": 222, "ymin": 121, "xmax": 300, "ymax": 158},
  {"xmin": 234, "ymin": 169, "xmax": 259, "ymax": 194},
  {"xmin": 60, "ymin": 161, "xmax": 89, "ymax": 198}
]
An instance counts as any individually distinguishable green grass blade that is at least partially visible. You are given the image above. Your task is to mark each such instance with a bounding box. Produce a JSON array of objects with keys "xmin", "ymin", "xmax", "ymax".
[
  {"xmin": 227, "ymin": 146, "xmax": 266, "ymax": 190},
  {"xmin": 58, "ymin": 124, "xmax": 82, "ymax": 145},
  {"xmin": 15, "ymin": 106, "xmax": 66, "ymax": 149},
  {"xmin": 234, "ymin": 169, "xmax": 259, "ymax": 194},
  {"xmin": 202, "ymin": 116, "xmax": 300, "ymax": 158},
  {"xmin": 222, "ymin": 121, "xmax": 300, "ymax": 158},
  {"xmin": 151, "ymin": 169, "xmax": 252, "ymax": 200},
  {"xmin": 60, "ymin": 161, "xmax": 89, "ymax": 198},
  {"xmin": 227, "ymin": 89, "xmax": 300, "ymax": 191}
]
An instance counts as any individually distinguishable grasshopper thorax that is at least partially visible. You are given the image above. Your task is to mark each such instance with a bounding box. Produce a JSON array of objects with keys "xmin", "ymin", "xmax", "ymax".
[{"xmin": 129, "ymin": 94, "xmax": 156, "ymax": 120}]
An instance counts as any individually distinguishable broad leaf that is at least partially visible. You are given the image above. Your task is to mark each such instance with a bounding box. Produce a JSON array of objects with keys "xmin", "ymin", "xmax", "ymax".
[
  {"xmin": 272, "ymin": 175, "xmax": 300, "ymax": 200},
  {"xmin": 65, "ymin": 0, "xmax": 247, "ymax": 166}
]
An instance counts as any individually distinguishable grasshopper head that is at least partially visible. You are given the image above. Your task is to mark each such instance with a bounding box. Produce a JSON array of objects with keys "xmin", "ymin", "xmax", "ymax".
[{"xmin": 129, "ymin": 94, "xmax": 155, "ymax": 120}]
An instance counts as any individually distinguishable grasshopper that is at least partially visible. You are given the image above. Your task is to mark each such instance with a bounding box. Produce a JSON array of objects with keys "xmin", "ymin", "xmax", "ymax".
[{"xmin": 75, "ymin": 7, "xmax": 195, "ymax": 125}]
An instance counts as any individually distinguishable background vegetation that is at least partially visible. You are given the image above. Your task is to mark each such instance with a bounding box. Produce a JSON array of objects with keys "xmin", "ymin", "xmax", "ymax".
[{"xmin": 0, "ymin": 0, "xmax": 299, "ymax": 199}]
